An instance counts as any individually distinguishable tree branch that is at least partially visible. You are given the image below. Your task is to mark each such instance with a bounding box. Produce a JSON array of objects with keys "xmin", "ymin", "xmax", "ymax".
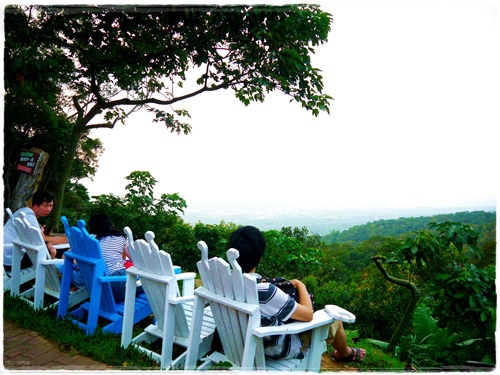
[
  {"xmin": 105, "ymin": 79, "xmax": 237, "ymax": 108},
  {"xmin": 372, "ymin": 256, "xmax": 414, "ymax": 289},
  {"xmin": 76, "ymin": 73, "xmax": 245, "ymax": 130},
  {"xmin": 86, "ymin": 105, "xmax": 141, "ymax": 130},
  {"xmin": 372, "ymin": 255, "xmax": 421, "ymax": 353},
  {"xmin": 85, "ymin": 122, "xmax": 115, "ymax": 130},
  {"xmin": 90, "ymin": 65, "xmax": 104, "ymax": 104},
  {"xmin": 72, "ymin": 96, "xmax": 83, "ymax": 119}
]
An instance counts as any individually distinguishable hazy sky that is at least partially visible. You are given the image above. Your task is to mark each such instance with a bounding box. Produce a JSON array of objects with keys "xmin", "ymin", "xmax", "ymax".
[{"xmin": 80, "ymin": 0, "xmax": 499, "ymax": 214}]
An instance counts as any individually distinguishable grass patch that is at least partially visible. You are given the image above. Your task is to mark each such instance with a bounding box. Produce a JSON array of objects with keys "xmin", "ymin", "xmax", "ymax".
[
  {"xmin": 4, "ymin": 292, "xmax": 407, "ymax": 371},
  {"xmin": 3, "ymin": 293, "xmax": 159, "ymax": 369},
  {"xmin": 324, "ymin": 329, "xmax": 406, "ymax": 372},
  {"xmin": 351, "ymin": 339, "xmax": 406, "ymax": 371}
]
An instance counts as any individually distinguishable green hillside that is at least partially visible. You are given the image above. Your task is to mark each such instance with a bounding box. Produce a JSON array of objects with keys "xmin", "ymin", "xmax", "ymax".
[{"xmin": 322, "ymin": 210, "xmax": 496, "ymax": 244}]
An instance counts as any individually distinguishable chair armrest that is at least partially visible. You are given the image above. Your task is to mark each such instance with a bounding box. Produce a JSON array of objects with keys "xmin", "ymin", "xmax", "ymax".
[
  {"xmin": 41, "ymin": 259, "xmax": 64, "ymax": 266},
  {"xmin": 169, "ymin": 295, "xmax": 195, "ymax": 305},
  {"xmin": 53, "ymin": 243, "xmax": 70, "ymax": 250},
  {"xmin": 126, "ymin": 266, "xmax": 176, "ymax": 284},
  {"xmin": 252, "ymin": 309, "xmax": 334, "ymax": 337},
  {"xmin": 175, "ymin": 272, "xmax": 196, "ymax": 280},
  {"xmin": 195, "ymin": 286, "xmax": 260, "ymax": 315},
  {"xmin": 98, "ymin": 275, "xmax": 127, "ymax": 283},
  {"xmin": 324, "ymin": 305, "xmax": 356, "ymax": 323}
]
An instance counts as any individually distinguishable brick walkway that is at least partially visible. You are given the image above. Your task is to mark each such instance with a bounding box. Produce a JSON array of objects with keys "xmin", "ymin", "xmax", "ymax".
[
  {"xmin": 2, "ymin": 320, "xmax": 113, "ymax": 371},
  {"xmin": 3, "ymin": 320, "xmax": 357, "ymax": 372}
]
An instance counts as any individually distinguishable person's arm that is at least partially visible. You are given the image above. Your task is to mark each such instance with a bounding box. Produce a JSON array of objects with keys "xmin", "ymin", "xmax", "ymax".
[
  {"xmin": 289, "ymin": 279, "xmax": 314, "ymax": 322},
  {"xmin": 40, "ymin": 225, "xmax": 68, "ymax": 245},
  {"xmin": 45, "ymin": 242, "xmax": 57, "ymax": 259},
  {"xmin": 42, "ymin": 230, "xmax": 68, "ymax": 245},
  {"xmin": 123, "ymin": 242, "xmax": 131, "ymax": 260}
]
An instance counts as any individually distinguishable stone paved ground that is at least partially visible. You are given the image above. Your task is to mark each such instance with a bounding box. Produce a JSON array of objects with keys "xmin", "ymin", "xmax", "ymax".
[
  {"xmin": 2, "ymin": 320, "xmax": 113, "ymax": 371},
  {"xmin": 3, "ymin": 320, "xmax": 359, "ymax": 372}
]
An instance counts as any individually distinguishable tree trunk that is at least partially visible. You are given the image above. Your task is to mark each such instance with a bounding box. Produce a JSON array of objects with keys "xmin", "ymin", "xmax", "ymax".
[
  {"xmin": 372, "ymin": 256, "xmax": 421, "ymax": 353},
  {"xmin": 49, "ymin": 124, "xmax": 86, "ymax": 230},
  {"xmin": 387, "ymin": 282, "xmax": 420, "ymax": 352},
  {"xmin": 10, "ymin": 148, "xmax": 50, "ymax": 211}
]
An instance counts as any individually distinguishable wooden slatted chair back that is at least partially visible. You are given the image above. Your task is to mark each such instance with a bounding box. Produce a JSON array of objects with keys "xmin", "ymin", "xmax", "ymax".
[
  {"xmin": 58, "ymin": 219, "xmax": 152, "ymax": 335},
  {"xmin": 121, "ymin": 227, "xmax": 214, "ymax": 370},
  {"xmin": 3, "ymin": 208, "xmax": 36, "ymax": 291},
  {"xmin": 197, "ymin": 243, "xmax": 263, "ymax": 369},
  {"xmin": 5, "ymin": 207, "xmax": 15, "ymax": 221},
  {"xmin": 127, "ymin": 229, "xmax": 183, "ymax": 331},
  {"xmin": 10, "ymin": 212, "xmax": 63, "ymax": 308},
  {"xmin": 68, "ymin": 219, "xmax": 117, "ymax": 313},
  {"xmin": 61, "ymin": 216, "xmax": 76, "ymax": 250}
]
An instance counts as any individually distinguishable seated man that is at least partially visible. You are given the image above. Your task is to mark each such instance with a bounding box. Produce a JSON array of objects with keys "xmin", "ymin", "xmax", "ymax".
[
  {"xmin": 228, "ymin": 225, "xmax": 366, "ymax": 362},
  {"xmin": 3, "ymin": 190, "xmax": 68, "ymax": 272}
]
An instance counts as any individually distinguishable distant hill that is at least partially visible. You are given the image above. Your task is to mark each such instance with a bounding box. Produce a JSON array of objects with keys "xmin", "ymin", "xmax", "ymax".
[
  {"xmin": 322, "ymin": 210, "xmax": 496, "ymax": 244},
  {"xmin": 184, "ymin": 205, "xmax": 496, "ymax": 236}
]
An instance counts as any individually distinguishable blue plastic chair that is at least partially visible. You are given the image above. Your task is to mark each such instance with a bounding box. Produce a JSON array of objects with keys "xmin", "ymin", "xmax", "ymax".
[{"xmin": 57, "ymin": 218, "xmax": 152, "ymax": 335}]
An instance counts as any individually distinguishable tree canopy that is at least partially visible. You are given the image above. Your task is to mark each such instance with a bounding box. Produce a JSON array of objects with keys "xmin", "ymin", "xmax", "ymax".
[{"xmin": 3, "ymin": 4, "xmax": 333, "ymax": 226}]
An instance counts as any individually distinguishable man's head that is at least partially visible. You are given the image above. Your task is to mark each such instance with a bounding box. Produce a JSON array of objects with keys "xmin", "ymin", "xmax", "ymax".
[
  {"xmin": 228, "ymin": 226, "xmax": 266, "ymax": 273},
  {"xmin": 31, "ymin": 190, "xmax": 55, "ymax": 218}
]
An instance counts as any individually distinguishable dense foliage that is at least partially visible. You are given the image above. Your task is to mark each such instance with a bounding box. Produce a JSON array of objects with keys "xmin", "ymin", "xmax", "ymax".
[
  {"xmin": 3, "ymin": 6, "xmax": 104, "ymax": 212},
  {"xmin": 56, "ymin": 171, "xmax": 497, "ymax": 370},
  {"xmin": 372, "ymin": 221, "xmax": 495, "ymax": 360}
]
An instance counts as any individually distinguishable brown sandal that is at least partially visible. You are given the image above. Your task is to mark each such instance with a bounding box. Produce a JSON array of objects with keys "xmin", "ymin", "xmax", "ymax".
[{"xmin": 332, "ymin": 347, "xmax": 365, "ymax": 362}]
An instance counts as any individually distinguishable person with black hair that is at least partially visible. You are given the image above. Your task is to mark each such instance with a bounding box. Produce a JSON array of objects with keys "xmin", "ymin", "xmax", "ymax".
[
  {"xmin": 228, "ymin": 225, "xmax": 366, "ymax": 363},
  {"xmin": 88, "ymin": 213, "xmax": 141, "ymax": 302},
  {"xmin": 4, "ymin": 190, "xmax": 66, "ymax": 271}
]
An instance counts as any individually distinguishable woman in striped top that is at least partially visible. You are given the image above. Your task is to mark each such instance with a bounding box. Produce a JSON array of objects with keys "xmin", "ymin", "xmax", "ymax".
[{"xmin": 88, "ymin": 213, "xmax": 137, "ymax": 302}]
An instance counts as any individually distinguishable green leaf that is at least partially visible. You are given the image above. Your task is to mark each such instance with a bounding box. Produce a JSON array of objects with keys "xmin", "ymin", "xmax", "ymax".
[
  {"xmin": 412, "ymin": 305, "xmax": 437, "ymax": 339},
  {"xmin": 469, "ymin": 295, "xmax": 477, "ymax": 308},
  {"xmin": 480, "ymin": 311, "xmax": 487, "ymax": 322},
  {"xmin": 456, "ymin": 338, "xmax": 483, "ymax": 347}
]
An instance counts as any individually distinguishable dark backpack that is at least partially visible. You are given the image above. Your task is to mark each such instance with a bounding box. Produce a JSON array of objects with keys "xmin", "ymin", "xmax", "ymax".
[{"xmin": 259, "ymin": 277, "xmax": 317, "ymax": 315}]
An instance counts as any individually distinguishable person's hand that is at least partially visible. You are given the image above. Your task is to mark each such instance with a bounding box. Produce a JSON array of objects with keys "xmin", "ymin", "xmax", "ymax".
[{"xmin": 42, "ymin": 225, "xmax": 53, "ymax": 236}]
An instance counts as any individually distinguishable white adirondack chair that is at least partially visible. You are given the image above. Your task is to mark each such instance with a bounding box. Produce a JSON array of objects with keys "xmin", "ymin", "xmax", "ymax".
[
  {"xmin": 3, "ymin": 245, "xmax": 36, "ymax": 291},
  {"xmin": 185, "ymin": 241, "xmax": 354, "ymax": 372},
  {"xmin": 9, "ymin": 212, "xmax": 88, "ymax": 310},
  {"xmin": 3, "ymin": 208, "xmax": 36, "ymax": 291},
  {"xmin": 121, "ymin": 228, "xmax": 216, "ymax": 370}
]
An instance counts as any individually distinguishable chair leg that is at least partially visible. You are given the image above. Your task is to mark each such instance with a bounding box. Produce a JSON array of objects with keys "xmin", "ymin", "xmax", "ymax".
[
  {"xmin": 33, "ymin": 261, "xmax": 46, "ymax": 309},
  {"xmin": 185, "ymin": 296, "xmax": 207, "ymax": 370},
  {"xmin": 306, "ymin": 325, "xmax": 330, "ymax": 372},
  {"xmin": 160, "ymin": 303, "xmax": 176, "ymax": 369},
  {"xmin": 86, "ymin": 279, "xmax": 103, "ymax": 334},
  {"xmin": 121, "ymin": 273, "xmax": 138, "ymax": 348}
]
